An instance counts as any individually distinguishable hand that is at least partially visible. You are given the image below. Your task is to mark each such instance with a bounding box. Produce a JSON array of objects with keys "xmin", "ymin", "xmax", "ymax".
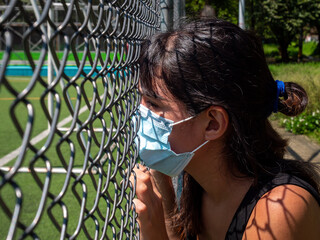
[
  {"xmin": 148, "ymin": 169, "xmax": 177, "ymax": 215},
  {"xmin": 130, "ymin": 164, "xmax": 169, "ymax": 240},
  {"xmin": 149, "ymin": 169, "xmax": 180, "ymax": 240}
]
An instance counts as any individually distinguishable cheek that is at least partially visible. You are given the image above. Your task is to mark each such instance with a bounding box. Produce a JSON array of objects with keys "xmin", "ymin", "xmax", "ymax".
[{"xmin": 168, "ymin": 123, "xmax": 202, "ymax": 154}]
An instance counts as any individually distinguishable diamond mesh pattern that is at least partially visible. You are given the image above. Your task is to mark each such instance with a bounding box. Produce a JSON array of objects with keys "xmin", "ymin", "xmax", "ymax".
[{"xmin": 0, "ymin": 0, "xmax": 160, "ymax": 239}]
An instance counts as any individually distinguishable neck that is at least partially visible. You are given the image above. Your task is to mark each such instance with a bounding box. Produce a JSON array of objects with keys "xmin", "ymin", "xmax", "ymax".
[{"xmin": 184, "ymin": 140, "xmax": 253, "ymax": 204}]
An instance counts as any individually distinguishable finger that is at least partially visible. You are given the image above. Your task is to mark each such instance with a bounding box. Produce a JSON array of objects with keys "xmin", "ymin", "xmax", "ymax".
[
  {"xmin": 137, "ymin": 164, "xmax": 149, "ymax": 173},
  {"xmin": 133, "ymin": 198, "xmax": 148, "ymax": 223},
  {"xmin": 135, "ymin": 178, "xmax": 153, "ymax": 203},
  {"xmin": 135, "ymin": 166, "xmax": 162, "ymax": 200},
  {"xmin": 129, "ymin": 169, "xmax": 137, "ymax": 190},
  {"xmin": 129, "ymin": 165, "xmax": 146, "ymax": 189},
  {"xmin": 131, "ymin": 167, "xmax": 155, "ymax": 204},
  {"xmin": 148, "ymin": 172, "xmax": 162, "ymax": 199},
  {"xmin": 132, "ymin": 164, "xmax": 147, "ymax": 174}
]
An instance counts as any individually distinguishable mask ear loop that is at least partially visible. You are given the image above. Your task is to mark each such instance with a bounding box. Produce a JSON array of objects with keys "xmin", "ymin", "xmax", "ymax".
[
  {"xmin": 191, "ymin": 140, "xmax": 209, "ymax": 153},
  {"xmin": 169, "ymin": 115, "xmax": 195, "ymax": 127},
  {"xmin": 169, "ymin": 114, "xmax": 209, "ymax": 152}
]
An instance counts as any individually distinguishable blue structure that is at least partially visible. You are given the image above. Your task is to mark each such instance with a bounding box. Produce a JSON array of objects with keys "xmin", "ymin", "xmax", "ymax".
[{"xmin": 5, "ymin": 65, "xmax": 103, "ymax": 77}]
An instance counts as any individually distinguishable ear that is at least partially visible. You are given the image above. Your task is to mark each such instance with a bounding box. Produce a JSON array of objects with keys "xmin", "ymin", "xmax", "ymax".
[{"xmin": 204, "ymin": 106, "xmax": 229, "ymax": 141}]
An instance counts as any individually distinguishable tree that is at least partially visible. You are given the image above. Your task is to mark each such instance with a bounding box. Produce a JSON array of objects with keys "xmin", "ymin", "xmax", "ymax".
[
  {"xmin": 293, "ymin": 1, "xmax": 320, "ymax": 61},
  {"xmin": 256, "ymin": 0, "xmax": 304, "ymax": 62},
  {"xmin": 255, "ymin": 0, "xmax": 320, "ymax": 62},
  {"xmin": 303, "ymin": 0, "xmax": 320, "ymax": 55},
  {"xmin": 185, "ymin": 0, "xmax": 238, "ymax": 24},
  {"xmin": 185, "ymin": 0, "xmax": 319, "ymax": 61}
]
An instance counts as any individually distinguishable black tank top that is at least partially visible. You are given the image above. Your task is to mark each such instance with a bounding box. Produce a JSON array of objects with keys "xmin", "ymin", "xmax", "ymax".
[
  {"xmin": 225, "ymin": 173, "xmax": 320, "ymax": 239},
  {"xmin": 187, "ymin": 173, "xmax": 320, "ymax": 240}
]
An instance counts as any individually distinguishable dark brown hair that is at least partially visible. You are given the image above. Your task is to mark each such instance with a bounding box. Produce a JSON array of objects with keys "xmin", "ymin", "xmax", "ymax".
[{"xmin": 139, "ymin": 18, "xmax": 319, "ymax": 238}]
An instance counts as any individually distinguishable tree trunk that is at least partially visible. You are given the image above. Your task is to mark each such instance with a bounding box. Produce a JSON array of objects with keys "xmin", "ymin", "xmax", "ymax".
[
  {"xmin": 249, "ymin": 0, "xmax": 255, "ymax": 31},
  {"xmin": 271, "ymin": 24, "xmax": 294, "ymax": 62},
  {"xmin": 298, "ymin": 27, "xmax": 303, "ymax": 62},
  {"xmin": 279, "ymin": 41, "xmax": 290, "ymax": 62},
  {"xmin": 314, "ymin": 24, "xmax": 320, "ymax": 55}
]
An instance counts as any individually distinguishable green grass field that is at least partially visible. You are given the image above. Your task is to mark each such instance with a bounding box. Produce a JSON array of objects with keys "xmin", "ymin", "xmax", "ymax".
[
  {"xmin": 0, "ymin": 51, "xmax": 124, "ymax": 64},
  {"xmin": 0, "ymin": 76, "xmax": 114, "ymax": 158},
  {"xmin": 1, "ymin": 173, "xmax": 127, "ymax": 239},
  {"xmin": 263, "ymin": 41, "xmax": 319, "ymax": 60},
  {"xmin": 0, "ymin": 76, "xmax": 138, "ymax": 239}
]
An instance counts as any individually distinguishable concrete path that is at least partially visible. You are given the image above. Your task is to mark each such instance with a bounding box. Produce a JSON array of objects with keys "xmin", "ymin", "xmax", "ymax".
[{"xmin": 271, "ymin": 121, "xmax": 320, "ymax": 165}]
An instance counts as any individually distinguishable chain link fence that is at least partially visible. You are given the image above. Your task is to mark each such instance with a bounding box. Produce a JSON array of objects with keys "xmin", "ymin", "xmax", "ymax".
[{"xmin": 0, "ymin": 0, "xmax": 160, "ymax": 239}]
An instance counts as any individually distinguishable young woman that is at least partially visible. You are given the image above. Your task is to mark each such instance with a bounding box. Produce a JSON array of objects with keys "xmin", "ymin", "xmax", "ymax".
[{"xmin": 130, "ymin": 19, "xmax": 320, "ymax": 240}]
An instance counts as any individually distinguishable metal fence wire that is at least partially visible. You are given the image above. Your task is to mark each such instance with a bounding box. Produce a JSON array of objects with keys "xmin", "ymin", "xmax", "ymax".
[{"xmin": 0, "ymin": 0, "xmax": 160, "ymax": 239}]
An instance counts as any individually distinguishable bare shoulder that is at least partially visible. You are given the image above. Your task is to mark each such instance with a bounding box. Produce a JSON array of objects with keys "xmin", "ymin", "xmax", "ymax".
[{"xmin": 243, "ymin": 184, "xmax": 320, "ymax": 240}]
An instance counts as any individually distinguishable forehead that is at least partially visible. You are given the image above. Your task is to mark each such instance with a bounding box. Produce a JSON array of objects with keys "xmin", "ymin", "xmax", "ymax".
[{"xmin": 139, "ymin": 76, "xmax": 175, "ymax": 102}]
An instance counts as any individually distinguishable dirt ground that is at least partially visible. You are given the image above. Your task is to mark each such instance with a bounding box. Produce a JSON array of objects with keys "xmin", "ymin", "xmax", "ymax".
[{"xmin": 272, "ymin": 121, "xmax": 320, "ymax": 165}]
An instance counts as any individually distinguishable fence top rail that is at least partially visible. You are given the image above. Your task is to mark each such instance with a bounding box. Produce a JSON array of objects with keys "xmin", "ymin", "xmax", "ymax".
[{"xmin": 0, "ymin": 3, "xmax": 103, "ymax": 11}]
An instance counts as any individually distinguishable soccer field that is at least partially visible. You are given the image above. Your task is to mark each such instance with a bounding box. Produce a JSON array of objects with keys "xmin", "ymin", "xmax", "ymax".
[
  {"xmin": 0, "ymin": 76, "xmax": 114, "ymax": 160},
  {"xmin": 0, "ymin": 76, "xmax": 138, "ymax": 239}
]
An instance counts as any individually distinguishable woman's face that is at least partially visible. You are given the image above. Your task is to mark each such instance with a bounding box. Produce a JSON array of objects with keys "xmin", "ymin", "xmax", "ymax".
[{"xmin": 139, "ymin": 79, "xmax": 207, "ymax": 154}]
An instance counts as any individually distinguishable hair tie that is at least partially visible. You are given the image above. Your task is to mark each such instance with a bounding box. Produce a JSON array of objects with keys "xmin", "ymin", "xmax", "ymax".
[{"xmin": 273, "ymin": 80, "xmax": 286, "ymax": 113}]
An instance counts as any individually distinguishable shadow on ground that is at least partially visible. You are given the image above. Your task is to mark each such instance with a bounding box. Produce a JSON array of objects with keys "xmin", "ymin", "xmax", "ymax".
[{"xmin": 272, "ymin": 121, "xmax": 320, "ymax": 165}]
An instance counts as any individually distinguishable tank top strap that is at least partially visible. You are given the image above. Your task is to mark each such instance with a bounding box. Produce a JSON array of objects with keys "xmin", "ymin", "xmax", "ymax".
[{"xmin": 225, "ymin": 173, "xmax": 320, "ymax": 240}]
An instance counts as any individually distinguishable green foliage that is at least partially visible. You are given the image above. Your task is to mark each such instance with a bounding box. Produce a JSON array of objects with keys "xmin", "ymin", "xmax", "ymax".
[
  {"xmin": 258, "ymin": 1, "xmax": 300, "ymax": 61},
  {"xmin": 281, "ymin": 111, "xmax": 320, "ymax": 134},
  {"xmin": 263, "ymin": 43, "xmax": 281, "ymax": 57},
  {"xmin": 211, "ymin": 0, "xmax": 238, "ymax": 24},
  {"xmin": 257, "ymin": 0, "xmax": 320, "ymax": 33},
  {"xmin": 185, "ymin": 0, "xmax": 207, "ymax": 16},
  {"xmin": 261, "ymin": 0, "xmax": 302, "ymax": 31},
  {"xmin": 288, "ymin": 41, "xmax": 319, "ymax": 57},
  {"xmin": 264, "ymin": 42, "xmax": 319, "ymax": 60},
  {"xmin": 302, "ymin": 0, "xmax": 320, "ymax": 25},
  {"xmin": 185, "ymin": 0, "xmax": 238, "ymax": 24}
]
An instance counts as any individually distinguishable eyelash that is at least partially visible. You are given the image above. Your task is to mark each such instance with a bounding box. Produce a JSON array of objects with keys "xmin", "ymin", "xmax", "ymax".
[{"xmin": 146, "ymin": 100, "xmax": 159, "ymax": 109}]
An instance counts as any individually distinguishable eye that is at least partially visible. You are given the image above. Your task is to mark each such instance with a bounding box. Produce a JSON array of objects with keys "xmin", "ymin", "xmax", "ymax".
[{"xmin": 146, "ymin": 100, "xmax": 159, "ymax": 110}]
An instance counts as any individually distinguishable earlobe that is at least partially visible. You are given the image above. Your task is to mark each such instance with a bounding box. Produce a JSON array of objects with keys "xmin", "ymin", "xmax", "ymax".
[{"xmin": 204, "ymin": 106, "xmax": 229, "ymax": 141}]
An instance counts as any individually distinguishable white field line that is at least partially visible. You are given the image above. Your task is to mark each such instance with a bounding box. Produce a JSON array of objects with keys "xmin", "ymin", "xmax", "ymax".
[
  {"xmin": 0, "ymin": 166, "xmax": 91, "ymax": 174},
  {"xmin": 0, "ymin": 144, "xmax": 114, "ymax": 174},
  {"xmin": 57, "ymin": 127, "xmax": 105, "ymax": 132},
  {"xmin": 0, "ymin": 105, "xmax": 89, "ymax": 167}
]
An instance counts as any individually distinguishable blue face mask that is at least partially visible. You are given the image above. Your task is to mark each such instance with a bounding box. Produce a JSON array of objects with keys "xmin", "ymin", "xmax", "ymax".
[{"xmin": 136, "ymin": 104, "xmax": 209, "ymax": 177}]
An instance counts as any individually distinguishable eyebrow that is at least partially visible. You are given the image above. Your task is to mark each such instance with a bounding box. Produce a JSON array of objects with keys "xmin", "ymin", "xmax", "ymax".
[{"xmin": 139, "ymin": 89, "xmax": 167, "ymax": 101}]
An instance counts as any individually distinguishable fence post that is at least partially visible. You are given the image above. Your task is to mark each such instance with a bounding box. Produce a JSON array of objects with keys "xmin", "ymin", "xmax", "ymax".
[
  {"xmin": 173, "ymin": 0, "xmax": 185, "ymax": 28},
  {"xmin": 160, "ymin": 0, "xmax": 173, "ymax": 32},
  {"xmin": 239, "ymin": 0, "xmax": 245, "ymax": 29},
  {"xmin": 47, "ymin": 6, "xmax": 54, "ymax": 124}
]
